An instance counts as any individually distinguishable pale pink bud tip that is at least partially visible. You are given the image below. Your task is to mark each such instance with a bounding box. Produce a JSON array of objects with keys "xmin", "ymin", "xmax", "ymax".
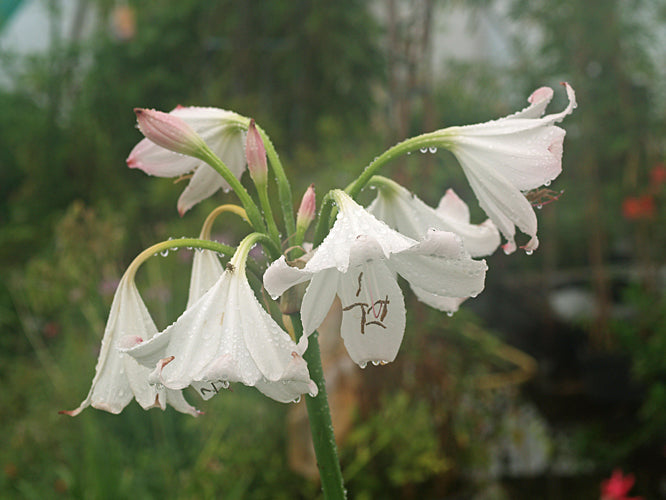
[
  {"xmin": 245, "ymin": 119, "xmax": 267, "ymax": 183},
  {"xmin": 134, "ymin": 108, "xmax": 205, "ymax": 157},
  {"xmin": 296, "ymin": 184, "xmax": 316, "ymax": 231}
]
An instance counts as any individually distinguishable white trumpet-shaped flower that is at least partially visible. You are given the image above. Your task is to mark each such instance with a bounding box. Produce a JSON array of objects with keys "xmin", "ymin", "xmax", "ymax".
[
  {"xmin": 263, "ymin": 190, "xmax": 487, "ymax": 367},
  {"xmin": 367, "ymin": 176, "xmax": 500, "ymax": 257},
  {"xmin": 123, "ymin": 236, "xmax": 318, "ymax": 404},
  {"xmin": 435, "ymin": 83, "xmax": 576, "ymax": 254},
  {"xmin": 62, "ymin": 273, "xmax": 199, "ymax": 417},
  {"xmin": 127, "ymin": 106, "xmax": 249, "ymax": 216}
]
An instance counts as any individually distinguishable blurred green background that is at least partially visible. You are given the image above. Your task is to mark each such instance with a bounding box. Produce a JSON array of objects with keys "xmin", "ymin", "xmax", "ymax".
[{"xmin": 1, "ymin": 0, "xmax": 665, "ymax": 498}]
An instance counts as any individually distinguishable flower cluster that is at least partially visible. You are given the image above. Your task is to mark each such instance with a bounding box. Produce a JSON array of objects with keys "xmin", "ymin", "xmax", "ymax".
[{"xmin": 64, "ymin": 84, "xmax": 575, "ymax": 416}]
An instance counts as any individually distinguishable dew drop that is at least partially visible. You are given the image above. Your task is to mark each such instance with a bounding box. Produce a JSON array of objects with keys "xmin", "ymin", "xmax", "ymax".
[
  {"xmin": 428, "ymin": 146, "xmax": 438, "ymax": 153},
  {"xmin": 525, "ymin": 249, "xmax": 534, "ymax": 256},
  {"xmin": 544, "ymin": 180, "xmax": 551, "ymax": 186},
  {"xmin": 359, "ymin": 362, "xmax": 367, "ymax": 369},
  {"xmin": 447, "ymin": 311, "xmax": 454, "ymax": 317},
  {"xmin": 160, "ymin": 249, "xmax": 169, "ymax": 257},
  {"xmin": 419, "ymin": 147, "xmax": 428, "ymax": 153},
  {"xmin": 536, "ymin": 204, "xmax": 543, "ymax": 210},
  {"xmin": 371, "ymin": 360, "xmax": 380, "ymax": 366},
  {"xmin": 292, "ymin": 396, "xmax": 301, "ymax": 404},
  {"xmin": 407, "ymin": 151, "xmax": 411, "ymax": 155}
]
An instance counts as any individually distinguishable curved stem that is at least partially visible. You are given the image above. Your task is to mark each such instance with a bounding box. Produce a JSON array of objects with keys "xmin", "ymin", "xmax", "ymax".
[
  {"xmin": 256, "ymin": 125, "xmax": 296, "ymax": 238},
  {"xmin": 291, "ymin": 315, "xmax": 346, "ymax": 500},
  {"xmin": 196, "ymin": 146, "xmax": 267, "ymax": 234},
  {"xmin": 345, "ymin": 130, "xmax": 452, "ymax": 199},
  {"xmin": 125, "ymin": 238, "xmax": 235, "ymax": 281},
  {"xmin": 200, "ymin": 204, "xmax": 249, "ymax": 239}
]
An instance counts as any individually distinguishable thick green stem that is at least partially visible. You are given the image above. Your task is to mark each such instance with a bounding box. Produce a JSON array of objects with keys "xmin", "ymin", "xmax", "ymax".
[
  {"xmin": 291, "ymin": 315, "xmax": 346, "ymax": 500},
  {"xmin": 256, "ymin": 125, "xmax": 296, "ymax": 238},
  {"xmin": 312, "ymin": 191, "xmax": 336, "ymax": 248}
]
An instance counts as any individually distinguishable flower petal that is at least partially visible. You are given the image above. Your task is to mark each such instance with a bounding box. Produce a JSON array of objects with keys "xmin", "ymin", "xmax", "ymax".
[
  {"xmin": 300, "ymin": 268, "xmax": 340, "ymax": 335},
  {"xmin": 187, "ymin": 249, "xmax": 224, "ymax": 308},
  {"xmin": 337, "ymin": 260, "xmax": 406, "ymax": 366},
  {"xmin": 390, "ymin": 230, "xmax": 487, "ymax": 299}
]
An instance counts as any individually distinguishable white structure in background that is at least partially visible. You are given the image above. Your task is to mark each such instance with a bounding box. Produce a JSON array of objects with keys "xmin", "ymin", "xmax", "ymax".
[{"xmin": 0, "ymin": 0, "xmax": 96, "ymax": 87}]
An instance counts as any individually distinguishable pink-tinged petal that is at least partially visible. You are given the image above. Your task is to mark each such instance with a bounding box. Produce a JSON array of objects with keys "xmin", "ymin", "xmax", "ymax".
[
  {"xmin": 296, "ymin": 184, "xmax": 316, "ymax": 232},
  {"xmin": 134, "ymin": 108, "xmax": 207, "ymax": 157},
  {"xmin": 62, "ymin": 275, "xmax": 196, "ymax": 416},
  {"xmin": 245, "ymin": 119, "xmax": 268, "ymax": 184},
  {"xmin": 509, "ymin": 86, "xmax": 554, "ymax": 119},
  {"xmin": 127, "ymin": 138, "xmax": 199, "ymax": 177},
  {"xmin": 436, "ymin": 189, "xmax": 471, "ymax": 223}
]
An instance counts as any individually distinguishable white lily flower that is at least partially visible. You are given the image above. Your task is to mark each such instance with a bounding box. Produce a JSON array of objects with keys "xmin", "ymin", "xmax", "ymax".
[
  {"xmin": 436, "ymin": 83, "xmax": 576, "ymax": 254},
  {"xmin": 367, "ymin": 176, "xmax": 500, "ymax": 257},
  {"xmin": 62, "ymin": 273, "xmax": 199, "ymax": 417},
  {"xmin": 264, "ymin": 190, "xmax": 487, "ymax": 367},
  {"xmin": 122, "ymin": 237, "xmax": 318, "ymax": 404},
  {"xmin": 127, "ymin": 106, "xmax": 249, "ymax": 216}
]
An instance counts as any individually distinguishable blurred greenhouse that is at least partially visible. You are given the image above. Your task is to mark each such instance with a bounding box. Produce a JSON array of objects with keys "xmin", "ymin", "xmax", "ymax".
[{"xmin": 1, "ymin": 0, "xmax": 665, "ymax": 498}]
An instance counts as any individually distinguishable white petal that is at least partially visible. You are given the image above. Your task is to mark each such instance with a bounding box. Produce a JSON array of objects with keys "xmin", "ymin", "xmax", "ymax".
[
  {"xmin": 508, "ymin": 86, "xmax": 554, "ymax": 120},
  {"xmin": 300, "ymin": 269, "xmax": 340, "ymax": 335},
  {"xmin": 239, "ymin": 277, "xmax": 306, "ymax": 382},
  {"xmin": 127, "ymin": 138, "xmax": 200, "ymax": 177},
  {"xmin": 458, "ymin": 150, "xmax": 538, "ymax": 251},
  {"xmin": 187, "ymin": 250, "xmax": 224, "ymax": 308},
  {"xmin": 305, "ymin": 192, "xmax": 415, "ymax": 273},
  {"xmin": 177, "ymin": 164, "xmax": 226, "ymax": 216},
  {"xmin": 337, "ymin": 260, "xmax": 406, "ymax": 366},
  {"xmin": 436, "ymin": 189, "xmax": 471, "ymax": 222},
  {"xmin": 65, "ymin": 275, "xmax": 195, "ymax": 416},
  {"xmin": 263, "ymin": 256, "xmax": 314, "ymax": 300},
  {"xmin": 409, "ymin": 285, "xmax": 467, "ymax": 314},
  {"xmin": 390, "ymin": 230, "xmax": 487, "ymax": 299}
]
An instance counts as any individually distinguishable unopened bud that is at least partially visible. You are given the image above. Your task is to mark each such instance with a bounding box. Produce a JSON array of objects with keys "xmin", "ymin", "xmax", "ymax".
[
  {"xmin": 134, "ymin": 108, "xmax": 207, "ymax": 158},
  {"xmin": 296, "ymin": 184, "xmax": 316, "ymax": 234},
  {"xmin": 245, "ymin": 119, "xmax": 267, "ymax": 185}
]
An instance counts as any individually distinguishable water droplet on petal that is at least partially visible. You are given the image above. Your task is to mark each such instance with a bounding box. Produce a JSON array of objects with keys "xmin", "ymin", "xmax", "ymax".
[
  {"xmin": 536, "ymin": 204, "xmax": 543, "ymax": 210},
  {"xmin": 359, "ymin": 362, "xmax": 367, "ymax": 369},
  {"xmin": 292, "ymin": 396, "xmax": 301, "ymax": 404},
  {"xmin": 544, "ymin": 180, "xmax": 551, "ymax": 186},
  {"xmin": 447, "ymin": 311, "xmax": 454, "ymax": 317},
  {"xmin": 525, "ymin": 249, "xmax": 533, "ymax": 256}
]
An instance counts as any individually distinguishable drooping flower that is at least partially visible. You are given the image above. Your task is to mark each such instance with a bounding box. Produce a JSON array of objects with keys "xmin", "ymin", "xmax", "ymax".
[
  {"xmin": 601, "ymin": 469, "xmax": 644, "ymax": 500},
  {"xmin": 62, "ymin": 273, "xmax": 199, "ymax": 416},
  {"xmin": 366, "ymin": 176, "xmax": 500, "ymax": 257},
  {"xmin": 123, "ymin": 236, "xmax": 318, "ymax": 404},
  {"xmin": 433, "ymin": 83, "xmax": 576, "ymax": 254},
  {"xmin": 127, "ymin": 106, "xmax": 249, "ymax": 216},
  {"xmin": 264, "ymin": 190, "xmax": 487, "ymax": 367}
]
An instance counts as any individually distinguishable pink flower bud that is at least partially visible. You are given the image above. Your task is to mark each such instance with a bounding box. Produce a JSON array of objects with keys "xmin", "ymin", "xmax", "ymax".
[
  {"xmin": 245, "ymin": 119, "xmax": 267, "ymax": 185},
  {"xmin": 134, "ymin": 108, "xmax": 207, "ymax": 158},
  {"xmin": 296, "ymin": 184, "xmax": 316, "ymax": 232}
]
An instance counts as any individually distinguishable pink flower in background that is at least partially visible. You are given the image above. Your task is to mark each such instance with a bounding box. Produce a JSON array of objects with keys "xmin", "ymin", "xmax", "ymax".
[{"xmin": 600, "ymin": 469, "xmax": 643, "ymax": 500}]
